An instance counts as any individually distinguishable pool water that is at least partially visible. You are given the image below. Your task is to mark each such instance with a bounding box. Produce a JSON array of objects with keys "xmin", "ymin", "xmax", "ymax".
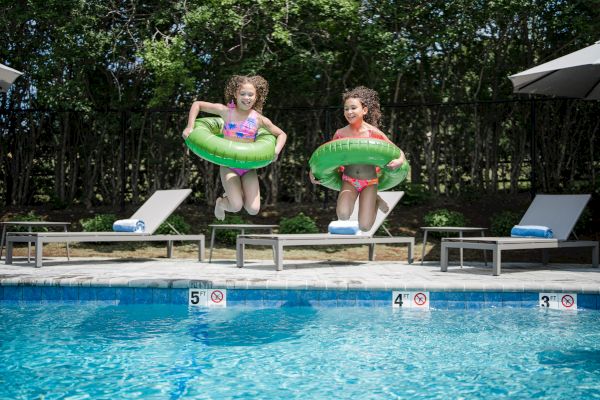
[{"xmin": 1, "ymin": 304, "xmax": 599, "ymax": 399}]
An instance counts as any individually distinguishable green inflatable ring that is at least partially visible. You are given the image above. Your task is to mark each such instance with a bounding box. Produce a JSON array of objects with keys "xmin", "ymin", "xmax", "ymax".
[
  {"xmin": 185, "ymin": 117, "xmax": 276, "ymax": 169},
  {"xmin": 308, "ymin": 137, "xmax": 410, "ymax": 191}
]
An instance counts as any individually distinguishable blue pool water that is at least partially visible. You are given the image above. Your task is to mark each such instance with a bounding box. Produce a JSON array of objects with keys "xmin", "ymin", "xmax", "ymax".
[{"xmin": 1, "ymin": 305, "xmax": 600, "ymax": 399}]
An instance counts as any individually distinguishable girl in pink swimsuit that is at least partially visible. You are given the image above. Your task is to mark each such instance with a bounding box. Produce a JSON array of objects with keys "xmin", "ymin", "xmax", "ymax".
[
  {"xmin": 310, "ymin": 86, "xmax": 406, "ymax": 232},
  {"xmin": 182, "ymin": 75, "xmax": 287, "ymax": 220}
]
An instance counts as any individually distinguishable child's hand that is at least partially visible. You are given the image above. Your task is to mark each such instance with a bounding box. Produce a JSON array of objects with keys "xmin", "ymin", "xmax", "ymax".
[
  {"xmin": 273, "ymin": 151, "xmax": 280, "ymax": 161},
  {"xmin": 386, "ymin": 158, "xmax": 404, "ymax": 170},
  {"xmin": 309, "ymin": 171, "xmax": 320, "ymax": 185},
  {"xmin": 182, "ymin": 127, "xmax": 193, "ymax": 139}
]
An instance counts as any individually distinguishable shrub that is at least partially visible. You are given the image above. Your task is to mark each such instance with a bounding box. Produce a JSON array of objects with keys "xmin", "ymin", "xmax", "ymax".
[
  {"xmin": 424, "ymin": 208, "xmax": 468, "ymax": 227},
  {"xmin": 79, "ymin": 214, "xmax": 117, "ymax": 232},
  {"xmin": 490, "ymin": 211, "xmax": 521, "ymax": 236},
  {"xmin": 7, "ymin": 211, "xmax": 48, "ymax": 232},
  {"xmin": 423, "ymin": 209, "xmax": 468, "ymax": 238},
  {"xmin": 212, "ymin": 214, "xmax": 249, "ymax": 245},
  {"xmin": 279, "ymin": 212, "xmax": 319, "ymax": 234},
  {"xmin": 398, "ymin": 182, "xmax": 432, "ymax": 206},
  {"xmin": 155, "ymin": 214, "xmax": 191, "ymax": 235}
]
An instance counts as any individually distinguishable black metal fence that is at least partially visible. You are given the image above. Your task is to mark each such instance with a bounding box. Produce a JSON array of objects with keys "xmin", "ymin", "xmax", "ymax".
[{"xmin": 1, "ymin": 98, "xmax": 598, "ymax": 207}]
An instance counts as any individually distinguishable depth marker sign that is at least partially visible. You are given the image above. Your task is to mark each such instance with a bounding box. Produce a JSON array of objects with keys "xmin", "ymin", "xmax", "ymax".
[
  {"xmin": 539, "ymin": 293, "xmax": 577, "ymax": 310},
  {"xmin": 392, "ymin": 291, "xmax": 430, "ymax": 309},
  {"xmin": 189, "ymin": 289, "xmax": 227, "ymax": 308}
]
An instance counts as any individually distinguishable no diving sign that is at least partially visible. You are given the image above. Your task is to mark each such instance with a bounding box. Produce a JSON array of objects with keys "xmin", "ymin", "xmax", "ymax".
[
  {"xmin": 189, "ymin": 289, "xmax": 227, "ymax": 308},
  {"xmin": 392, "ymin": 291, "xmax": 430, "ymax": 309},
  {"xmin": 539, "ymin": 292, "xmax": 577, "ymax": 310}
]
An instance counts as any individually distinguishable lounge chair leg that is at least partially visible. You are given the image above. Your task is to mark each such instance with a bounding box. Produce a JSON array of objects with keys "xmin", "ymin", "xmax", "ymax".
[
  {"xmin": 275, "ymin": 241, "xmax": 284, "ymax": 271},
  {"xmin": 167, "ymin": 240, "xmax": 173, "ymax": 258},
  {"xmin": 440, "ymin": 241, "xmax": 448, "ymax": 272},
  {"xmin": 592, "ymin": 243, "xmax": 599, "ymax": 268},
  {"xmin": 420, "ymin": 230, "xmax": 428, "ymax": 265},
  {"xmin": 368, "ymin": 244, "xmax": 375, "ymax": 261},
  {"xmin": 542, "ymin": 249, "xmax": 549, "ymax": 265},
  {"xmin": 6, "ymin": 240, "xmax": 13, "ymax": 264},
  {"xmin": 35, "ymin": 237, "xmax": 43, "ymax": 268},
  {"xmin": 209, "ymin": 227, "xmax": 216, "ymax": 263},
  {"xmin": 459, "ymin": 231, "xmax": 463, "ymax": 268},
  {"xmin": 63, "ymin": 225, "xmax": 70, "ymax": 260},
  {"xmin": 481, "ymin": 231, "xmax": 487, "ymax": 266},
  {"xmin": 0, "ymin": 224, "xmax": 6, "ymax": 260},
  {"xmin": 492, "ymin": 247, "xmax": 501, "ymax": 276},
  {"xmin": 198, "ymin": 239, "xmax": 205, "ymax": 262},
  {"xmin": 236, "ymin": 238, "xmax": 244, "ymax": 268},
  {"xmin": 408, "ymin": 239, "xmax": 414, "ymax": 264},
  {"xmin": 27, "ymin": 227, "xmax": 32, "ymax": 262}
]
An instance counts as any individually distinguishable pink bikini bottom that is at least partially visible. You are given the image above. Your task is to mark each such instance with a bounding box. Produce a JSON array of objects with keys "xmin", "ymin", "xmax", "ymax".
[
  {"xmin": 230, "ymin": 167, "xmax": 250, "ymax": 177},
  {"xmin": 342, "ymin": 174, "xmax": 379, "ymax": 193}
]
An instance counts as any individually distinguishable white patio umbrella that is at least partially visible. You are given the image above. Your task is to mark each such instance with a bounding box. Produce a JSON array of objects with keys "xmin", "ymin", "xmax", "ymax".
[
  {"xmin": 509, "ymin": 40, "xmax": 600, "ymax": 100},
  {"xmin": 0, "ymin": 63, "xmax": 23, "ymax": 92}
]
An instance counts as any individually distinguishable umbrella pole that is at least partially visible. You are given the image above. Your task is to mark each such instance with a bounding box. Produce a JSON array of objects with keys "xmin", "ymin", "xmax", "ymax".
[{"xmin": 529, "ymin": 99, "xmax": 537, "ymax": 198}]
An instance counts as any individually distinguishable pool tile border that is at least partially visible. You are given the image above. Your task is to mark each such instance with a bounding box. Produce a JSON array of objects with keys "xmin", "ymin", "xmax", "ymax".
[{"xmin": 1, "ymin": 283, "xmax": 599, "ymax": 310}]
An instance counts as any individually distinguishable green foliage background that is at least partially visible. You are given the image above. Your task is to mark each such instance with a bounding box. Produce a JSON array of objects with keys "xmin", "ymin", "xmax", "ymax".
[
  {"xmin": 279, "ymin": 212, "xmax": 319, "ymax": 234},
  {"xmin": 1, "ymin": 0, "xmax": 599, "ymax": 208}
]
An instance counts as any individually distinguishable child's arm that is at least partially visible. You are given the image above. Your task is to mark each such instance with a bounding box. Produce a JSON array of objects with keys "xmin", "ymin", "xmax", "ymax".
[
  {"xmin": 259, "ymin": 116, "xmax": 287, "ymax": 159},
  {"xmin": 309, "ymin": 171, "xmax": 320, "ymax": 185},
  {"xmin": 182, "ymin": 101, "xmax": 228, "ymax": 138},
  {"xmin": 386, "ymin": 149, "xmax": 406, "ymax": 169}
]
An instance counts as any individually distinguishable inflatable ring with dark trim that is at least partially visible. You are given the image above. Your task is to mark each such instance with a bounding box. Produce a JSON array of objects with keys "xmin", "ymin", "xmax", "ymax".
[
  {"xmin": 185, "ymin": 117, "xmax": 276, "ymax": 169},
  {"xmin": 308, "ymin": 137, "xmax": 410, "ymax": 191}
]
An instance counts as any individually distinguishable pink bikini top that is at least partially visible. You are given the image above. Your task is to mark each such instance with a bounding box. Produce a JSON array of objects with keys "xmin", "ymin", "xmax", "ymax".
[
  {"xmin": 223, "ymin": 104, "xmax": 259, "ymax": 141},
  {"xmin": 333, "ymin": 130, "xmax": 386, "ymax": 174},
  {"xmin": 332, "ymin": 130, "xmax": 387, "ymax": 141}
]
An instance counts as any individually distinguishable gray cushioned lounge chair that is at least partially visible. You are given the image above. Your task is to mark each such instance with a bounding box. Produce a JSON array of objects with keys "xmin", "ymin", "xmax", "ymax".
[
  {"xmin": 236, "ymin": 191, "xmax": 414, "ymax": 271},
  {"xmin": 4, "ymin": 189, "xmax": 205, "ymax": 267},
  {"xmin": 440, "ymin": 194, "xmax": 599, "ymax": 276}
]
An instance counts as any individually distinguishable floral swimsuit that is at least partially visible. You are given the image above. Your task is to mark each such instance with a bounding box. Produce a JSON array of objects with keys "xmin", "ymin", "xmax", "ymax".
[
  {"xmin": 333, "ymin": 130, "xmax": 387, "ymax": 192},
  {"xmin": 223, "ymin": 103, "xmax": 259, "ymax": 176},
  {"xmin": 340, "ymin": 166, "xmax": 379, "ymax": 193}
]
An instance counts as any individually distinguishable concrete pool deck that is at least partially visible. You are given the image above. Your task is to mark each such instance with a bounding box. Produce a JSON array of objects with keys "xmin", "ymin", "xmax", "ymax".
[{"xmin": 1, "ymin": 256, "xmax": 599, "ymax": 293}]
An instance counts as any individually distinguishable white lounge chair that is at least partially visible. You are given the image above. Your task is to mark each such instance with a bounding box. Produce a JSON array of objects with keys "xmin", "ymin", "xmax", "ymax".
[
  {"xmin": 4, "ymin": 189, "xmax": 205, "ymax": 267},
  {"xmin": 440, "ymin": 194, "xmax": 599, "ymax": 276},
  {"xmin": 236, "ymin": 191, "xmax": 414, "ymax": 271}
]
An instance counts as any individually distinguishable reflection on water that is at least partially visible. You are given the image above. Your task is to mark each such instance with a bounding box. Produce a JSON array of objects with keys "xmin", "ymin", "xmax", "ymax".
[
  {"xmin": 76, "ymin": 305, "xmax": 189, "ymax": 341},
  {"xmin": 538, "ymin": 349, "xmax": 600, "ymax": 371},
  {"xmin": 189, "ymin": 306, "xmax": 318, "ymax": 346}
]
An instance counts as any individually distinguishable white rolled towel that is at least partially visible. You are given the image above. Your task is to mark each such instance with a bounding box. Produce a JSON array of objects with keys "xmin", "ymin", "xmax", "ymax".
[
  {"xmin": 328, "ymin": 220, "xmax": 360, "ymax": 235},
  {"xmin": 113, "ymin": 219, "xmax": 145, "ymax": 233}
]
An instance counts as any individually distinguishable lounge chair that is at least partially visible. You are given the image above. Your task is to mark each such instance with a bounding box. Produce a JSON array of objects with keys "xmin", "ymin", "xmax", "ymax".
[
  {"xmin": 440, "ymin": 194, "xmax": 599, "ymax": 276},
  {"xmin": 4, "ymin": 189, "xmax": 205, "ymax": 267},
  {"xmin": 236, "ymin": 191, "xmax": 414, "ymax": 270}
]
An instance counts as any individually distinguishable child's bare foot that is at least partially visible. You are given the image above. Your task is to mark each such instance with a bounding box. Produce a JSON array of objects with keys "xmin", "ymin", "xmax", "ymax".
[
  {"xmin": 214, "ymin": 197, "xmax": 225, "ymax": 221},
  {"xmin": 376, "ymin": 195, "xmax": 389, "ymax": 213}
]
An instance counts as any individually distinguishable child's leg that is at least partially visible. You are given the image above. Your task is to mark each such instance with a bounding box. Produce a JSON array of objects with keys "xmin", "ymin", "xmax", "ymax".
[
  {"xmin": 336, "ymin": 182, "xmax": 359, "ymax": 220},
  {"xmin": 358, "ymin": 185, "xmax": 378, "ymax": 231},
  {"xmin": 215, "ymin": 166, "xmax": 244, "ymax": 220},
  {"xmin": 376, "ymin": 194, "xmax": 389, "ymax": 213},
  {"xmin": 240, "ymin": 170, "xmax": 260, "ymax": 215}
]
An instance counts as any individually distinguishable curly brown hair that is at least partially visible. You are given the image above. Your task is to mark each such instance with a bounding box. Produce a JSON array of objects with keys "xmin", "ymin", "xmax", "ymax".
[
  {"xmin": 224, "ymin": 75, "xmax": 269, "ymax": 113},
  {"xmin": 342, "ymin": 86, "xmax": 382, "ymax": 128}
]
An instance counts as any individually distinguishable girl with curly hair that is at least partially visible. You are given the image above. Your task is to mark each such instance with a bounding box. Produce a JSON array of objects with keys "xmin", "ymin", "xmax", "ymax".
[
  {"xmin": 310, "ymin": 86, "xmax": 406, "ymax": 231},
  {"xmin": 182, "ymin": 75, "xmax": 287, "ymax": 220}
]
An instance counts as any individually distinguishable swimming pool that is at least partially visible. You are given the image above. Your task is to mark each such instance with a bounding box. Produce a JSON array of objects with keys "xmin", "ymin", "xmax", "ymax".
[{"xmin": 1, "ymin": 304, "xmax": 599, "ymax": 399}]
